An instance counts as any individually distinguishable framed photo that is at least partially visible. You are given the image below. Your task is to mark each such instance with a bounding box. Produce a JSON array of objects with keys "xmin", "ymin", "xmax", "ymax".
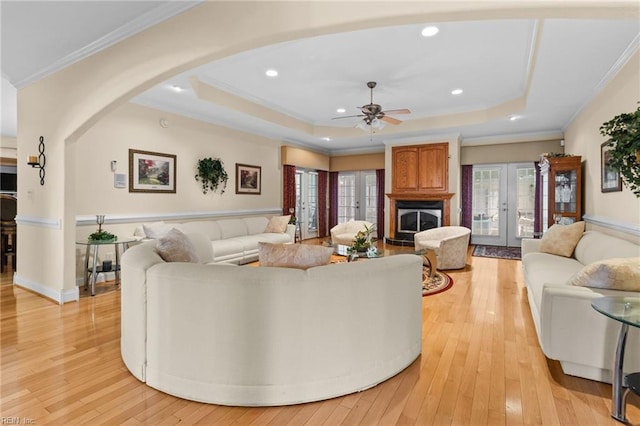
[
  {"xmin": 601, "ymin": 142, "xmax": 622, "ymax": 193},
  {"xmin": 236, "ymin": 163, "xmax": 261, "ymax": 194},
  {"xmin": 128, "ymin": 149, "xmax": 176, "ymax": 193}
]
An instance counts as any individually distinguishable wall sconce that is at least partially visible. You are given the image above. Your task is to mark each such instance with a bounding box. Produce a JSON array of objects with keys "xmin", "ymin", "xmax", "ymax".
[{"xmin": 27, "ymin": 136, "xmax": 46, "ymax": 185}]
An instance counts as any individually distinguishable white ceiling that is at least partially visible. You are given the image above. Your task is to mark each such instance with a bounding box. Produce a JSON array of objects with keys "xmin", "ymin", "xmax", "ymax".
[{"xmin": 2, "ymin": 2, "xmax": 639, "ymax": 154}]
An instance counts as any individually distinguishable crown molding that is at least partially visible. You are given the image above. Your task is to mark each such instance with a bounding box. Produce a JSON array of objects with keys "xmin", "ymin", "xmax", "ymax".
[
  {"xmin": 13, "ymin": 2, "xmax": 204, "ymax": 88},
  {"xmin": 462, "ymin": 130, "xmax": 563, "ymax": 146}
]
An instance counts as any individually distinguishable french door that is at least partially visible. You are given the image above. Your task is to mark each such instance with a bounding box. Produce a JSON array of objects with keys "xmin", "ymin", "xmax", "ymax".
[
  {"xmin": 295, "ymin": 169, "xmax": 318, "ymax": 240},
  {"xmin": 337, "ymin": 171, "xmax": 377, "ymax": 225},
  {"xmin": 470, "ymin": 163, "xmax": 535, "ymax": 247}
]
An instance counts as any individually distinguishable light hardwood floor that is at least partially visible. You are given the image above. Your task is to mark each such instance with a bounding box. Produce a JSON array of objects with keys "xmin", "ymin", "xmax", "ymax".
[{"xmin": 1, "ymin": 243, "xmax": 638, "ymax": 425}]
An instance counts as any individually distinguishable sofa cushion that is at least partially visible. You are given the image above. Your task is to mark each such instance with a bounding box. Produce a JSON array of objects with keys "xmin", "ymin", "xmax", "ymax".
[
  {"xmin": 175, "ymin": 221, "xmax": 222, "ymax": 241},
  {"xmin": 141, "ymin": 221, "xmax": 174, "ymax": 239},
  {"xmin": 217, "ymin": 219, "xmax": 249, "ymax": 239},
  {"xmin": 265, "ymin": 215, "xmax": 291, "ymax": 233},
  {"xmin": 258, "ymin": 242, "xmax": 333, "ymax": 269},
  {"xmin": 156, "ymin": 229, "xmax": 200, "ymax": 263},
  {"xmin": 522, "ymin": 252, "xmax": 584, "ymax": 311},
  {"xmin": 571, "ymin": 257, "xmax": 640, "ymax": 291},
  {"xmin": 574, "ymin": 231, "xmax": 640, "ymax": 266},
  {"xmin": 244, "ymin": 217, "xmax": 270, "ymax": 235},
  {"xmin": 539, "ymin": 221, "xmax": 585, "ymax": 258}
]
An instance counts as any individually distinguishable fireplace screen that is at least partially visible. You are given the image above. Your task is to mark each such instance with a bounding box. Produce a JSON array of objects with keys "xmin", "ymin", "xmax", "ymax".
[{"xmin": 398, "ymin": 209, "xmax": 442, "ymax": 233}]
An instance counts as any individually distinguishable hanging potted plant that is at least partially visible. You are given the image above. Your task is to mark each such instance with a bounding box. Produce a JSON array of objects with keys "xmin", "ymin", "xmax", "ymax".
[
  {"xmin": 600, "ymin": 106, "xmax": 640, "ymax": 197},
  {"xmin": 194, "ymin": 157, "xmax": 228, "ymax": 194}
]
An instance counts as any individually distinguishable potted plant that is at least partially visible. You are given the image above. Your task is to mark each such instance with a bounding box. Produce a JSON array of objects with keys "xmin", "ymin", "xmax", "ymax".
[
  {"xmin": 600, "ymin": 106, "xmax": 640, "ymax": 196},
  {"xmin": 195, "ymin": 157, "xmax": 228, "ymax": 194},
  {"xmin": 348, "ymin": 224, "xmax": 376, "ymax": 253}
]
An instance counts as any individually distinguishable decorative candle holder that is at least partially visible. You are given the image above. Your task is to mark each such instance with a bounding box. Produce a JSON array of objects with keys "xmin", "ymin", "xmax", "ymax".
[
  {"xmin": 27, "ymin": 136, "xmax": 46, "ymax": 185},
  {"xmin": 96, "ymin": 215, "xmax": 105, "ymax": 233}
]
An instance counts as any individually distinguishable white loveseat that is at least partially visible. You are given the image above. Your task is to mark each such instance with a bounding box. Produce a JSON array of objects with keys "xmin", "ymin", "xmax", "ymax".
[
  {"xmin": 134, "ymin": 216, "xmax": 295, "ymax": 264},
  {"xmin": 521, "ymin": 230, "xmax": 640, "ymax": 382},
  {"xmin": 120, "ymin": 239, "xmax": 423, "ymax": 406}
]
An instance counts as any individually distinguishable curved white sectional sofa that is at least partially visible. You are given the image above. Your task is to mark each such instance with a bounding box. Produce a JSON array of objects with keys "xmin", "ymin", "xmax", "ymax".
[
  {"xmin": 522, "ymin": 231, "xmax": 640, "ymax": 382},
  {"xmin": 120, "ymin": 239, "xmax": 423, "ymax": 406}
]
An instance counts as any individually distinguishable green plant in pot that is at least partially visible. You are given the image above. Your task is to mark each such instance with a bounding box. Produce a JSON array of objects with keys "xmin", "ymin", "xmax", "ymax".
[
  {"xmin": 600, "ymin": 106, "xmax": 640, "ymax": 197},
  {"xmin": 195, "ymin": 157, "xmax": 228, "ymax": 194}
]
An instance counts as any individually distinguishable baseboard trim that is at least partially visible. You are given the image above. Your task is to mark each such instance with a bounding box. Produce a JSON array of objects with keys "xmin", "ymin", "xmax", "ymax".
[
  {"xmin": 583, "ymin": 214, "xmax": 640, "ymax": 237},
  {"xmin": 76, "ymin": 208, "xmax": 283, "ymax": 226},
  {"xmin": 14, "ymin": 274, "xmax": 79, "ymax": 304}
]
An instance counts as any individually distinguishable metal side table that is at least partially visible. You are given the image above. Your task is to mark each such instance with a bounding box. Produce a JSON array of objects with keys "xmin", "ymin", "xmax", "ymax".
[
  {"xmin": 77, "ymin": 237, "xmax": 135, "ymax": 296},
  {"xmin": 591, "ymin": 296, "xmax": 640, "ymax": 423}
]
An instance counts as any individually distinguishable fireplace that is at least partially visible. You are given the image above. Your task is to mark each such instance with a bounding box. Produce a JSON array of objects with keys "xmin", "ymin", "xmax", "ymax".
[
  {"xmin": 386, "ymin": 192, "xmax": 453, "ymax": 246},
  {"xmin": 395, "ymin": 200, "xmax": 443, "ymax": 242}
]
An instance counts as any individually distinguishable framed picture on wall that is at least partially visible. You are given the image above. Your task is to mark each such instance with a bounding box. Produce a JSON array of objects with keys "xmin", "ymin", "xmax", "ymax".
[
  {"xmin": 128, "ymin": 149, "xmax": 176, "ymax": 193},
  {"xmin": 236, "ymin": 163, "xmax": 261, "ymax": 194},
  {"xmin": 601, "ymin": 142, "xmax": 622, "ymax": 193}
]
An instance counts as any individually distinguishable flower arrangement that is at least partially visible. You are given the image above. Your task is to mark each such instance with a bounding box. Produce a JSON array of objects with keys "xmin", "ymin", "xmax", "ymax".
[{"xmin": 348, "ymin": 224, "xmax": 376, "ymax": 253}]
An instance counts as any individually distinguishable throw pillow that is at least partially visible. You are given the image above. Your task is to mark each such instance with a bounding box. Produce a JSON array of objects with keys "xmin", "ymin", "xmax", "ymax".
[
  {"xmin": 258, "ymin": 242, "xmax": 333, "ymax": 269},
  {"xmin": 571, "ymin": 257, "xmax": 640, "ymax": 291},
  {"xmin": 142, "ymin": 221, "xmax": 174, "ymax": 239},
  {"xmin": 264, "ymin": 215, "xmax": 291, "ymax": 233},
  {"xmin": 156, "ymin": 228, "xmax": 200, "ymax": 263},
  {"xmin": 539, "ymin": 221, "xmax": 585, "ymax": 258}
]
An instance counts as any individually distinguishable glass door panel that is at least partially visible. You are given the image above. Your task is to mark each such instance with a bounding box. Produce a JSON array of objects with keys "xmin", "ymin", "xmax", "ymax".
[
  {"xmin": 471, "ymin": 165, "xmax": 507, "ymax": 246},
  {"xmin": 337, "ymin": 170, "xmax": 377, "ymax": 227},
  {"xmin": 295, "ymin": 169, "xmax": 318, "ymax": 240}
]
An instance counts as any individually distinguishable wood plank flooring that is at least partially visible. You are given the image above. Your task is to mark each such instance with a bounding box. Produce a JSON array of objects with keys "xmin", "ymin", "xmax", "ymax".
[{"xmin": 2, "ymin": 242, "xmax": 639, "ymax": 425}]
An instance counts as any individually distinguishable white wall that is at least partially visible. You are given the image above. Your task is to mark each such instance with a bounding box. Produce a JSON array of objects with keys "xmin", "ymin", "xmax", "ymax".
[
  {"xmin": 74, "ymin": 102, "xmax": 283, "ymax": 282},
  {"xmin": 564, "ymin": 49, "xmax": 640, "ymax": 244}
]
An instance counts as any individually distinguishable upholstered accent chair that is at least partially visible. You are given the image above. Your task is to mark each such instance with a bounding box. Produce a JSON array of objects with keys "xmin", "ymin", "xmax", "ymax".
[
  {"xmin": 414, "ymin": 226, "xmax": 471, "ymax": 270},
  {"xmin": 330, "ymin": 220, "xmax": 374, "ymax": 246}
]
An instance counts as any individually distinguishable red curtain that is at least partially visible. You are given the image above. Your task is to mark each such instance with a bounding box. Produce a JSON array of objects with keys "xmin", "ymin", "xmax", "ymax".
[
  {"xmin": 376, "ymin": 169, "xmax": 385, "ymax": 240},
  {"xmin": 329, "ymin": 172, "xmax": 338, "ymax": 231},
  {"xmin": 283, "ymin": 164, "xmax": 296, "ymax": 216},
  {"xmin": 317, "ymin": 171, "xmax": 328, "ymax": 238},
  {"xmin": 461, "ymin": 165, "xmax": 473, "ymax": 229}
]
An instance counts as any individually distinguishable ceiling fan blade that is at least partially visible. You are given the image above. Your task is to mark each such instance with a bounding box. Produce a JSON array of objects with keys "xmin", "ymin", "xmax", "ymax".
[
  {"xmin": 381, "ymin": 108, "xmax": 411, "ymax": 115},
  {"xmin": 331, "ymin": 114, "xmax": 365, "ymax": 120},
  {"xmin": 381, "ymin": 115, "xmax": 402, "ymax": 125},
  {"xmin": 358, "ymin": 106, "xmax": 374, "ymax": 114}
]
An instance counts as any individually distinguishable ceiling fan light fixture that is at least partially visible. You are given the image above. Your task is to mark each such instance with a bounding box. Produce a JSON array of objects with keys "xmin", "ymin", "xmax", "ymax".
[{"xmin": 421, "ymin": 26, "xmax": 439, "ymax": 37}]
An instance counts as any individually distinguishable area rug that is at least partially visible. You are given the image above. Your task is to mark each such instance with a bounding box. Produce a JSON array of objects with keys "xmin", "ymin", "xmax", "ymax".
[
  {"xmin": 421, "ymin": 266, "xmax": 453, "ymax": 297},
  {"xmin": 472, "ymin": 245, "xmax": 521, "ymax": 260}
]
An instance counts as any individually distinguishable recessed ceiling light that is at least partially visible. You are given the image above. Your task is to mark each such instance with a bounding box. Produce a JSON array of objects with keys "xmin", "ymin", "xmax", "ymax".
[
  {"xmin": 451, "ymin": 88, "xmax": 463, "ymax": 95},
  {"xmin": 170, "ymin": 85, "xmax": 184, "ymax": 92},
  {"xmin": 321, "ymin": 137, "xmax": 331, "ymax": 141},
  {"xmin": 421, "ymin": 26, "xmax": 439, "ymax": 37},
  {"xmin": 509, "ymin": 115, "xmax": 523, "ymax": 121},
  {"xmin": 336, "ymin": 108, "xmax": 346, "ymax": 113},
  {"xmin": 265, "ymin": 69, "xmax": 278, "ymax": 77}
]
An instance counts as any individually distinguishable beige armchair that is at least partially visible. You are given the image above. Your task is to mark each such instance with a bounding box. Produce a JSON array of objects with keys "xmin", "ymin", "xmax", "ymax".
[
  {"xmin": 330, "ymin": 220, "xmax": 374, "ymax": 246},
  {"xmin": 414, "ymin": 226, "xmax": 470, "ymax": 270}
]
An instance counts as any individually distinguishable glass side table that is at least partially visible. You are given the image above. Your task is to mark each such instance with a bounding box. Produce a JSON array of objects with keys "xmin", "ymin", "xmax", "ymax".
[
  {"xmin": 591, "ymin": 296, "xmax": 640, "ymax": 423},
  {"xmin": 76, "ymin": 237, "xmax": 136, "ymax": 296}
]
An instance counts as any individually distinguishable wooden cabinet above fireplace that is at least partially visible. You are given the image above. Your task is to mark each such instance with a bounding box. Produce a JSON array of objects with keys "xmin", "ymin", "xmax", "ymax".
[{"xmin": 392, "ymin": 143, "xmax": 448, "ymax": 194}]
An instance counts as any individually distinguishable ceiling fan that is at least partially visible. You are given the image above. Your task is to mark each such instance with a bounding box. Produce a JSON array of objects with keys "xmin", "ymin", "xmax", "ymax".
[{"xmin": 333, "ymin": 81, "xmax": 411, "ymax": 128}]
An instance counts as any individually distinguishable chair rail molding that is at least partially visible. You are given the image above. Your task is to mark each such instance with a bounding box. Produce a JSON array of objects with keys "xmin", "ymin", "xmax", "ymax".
[
  {"xmin": 15, "ymin": 215, "xmax": 61, "ymax": 229},
  {"xmin": 75, "ymin": 208, "xmax": 283, "ymax": 226},
  {"xmin": 583, "ymin": 214, "xmax": 640, "ymax": 237}
]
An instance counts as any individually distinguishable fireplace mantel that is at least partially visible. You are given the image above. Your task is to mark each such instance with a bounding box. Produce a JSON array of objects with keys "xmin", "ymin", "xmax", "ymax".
[{"xmin": 386, "ymin": 193, "xmax": 454, "ymax": 243}]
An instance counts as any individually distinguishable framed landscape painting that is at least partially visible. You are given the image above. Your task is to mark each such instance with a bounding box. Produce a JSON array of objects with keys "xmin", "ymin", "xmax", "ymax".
[
  {"xmin": 601, "ymin": 142, "xmax": 622, "ymax": 193},
  {"xmin": 129, "ymin": 149, "xmax": 176, "ymax": 193},
  {"xmin": 236, "ymin": 163, "xmax": 261, "ymax": 194}
]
